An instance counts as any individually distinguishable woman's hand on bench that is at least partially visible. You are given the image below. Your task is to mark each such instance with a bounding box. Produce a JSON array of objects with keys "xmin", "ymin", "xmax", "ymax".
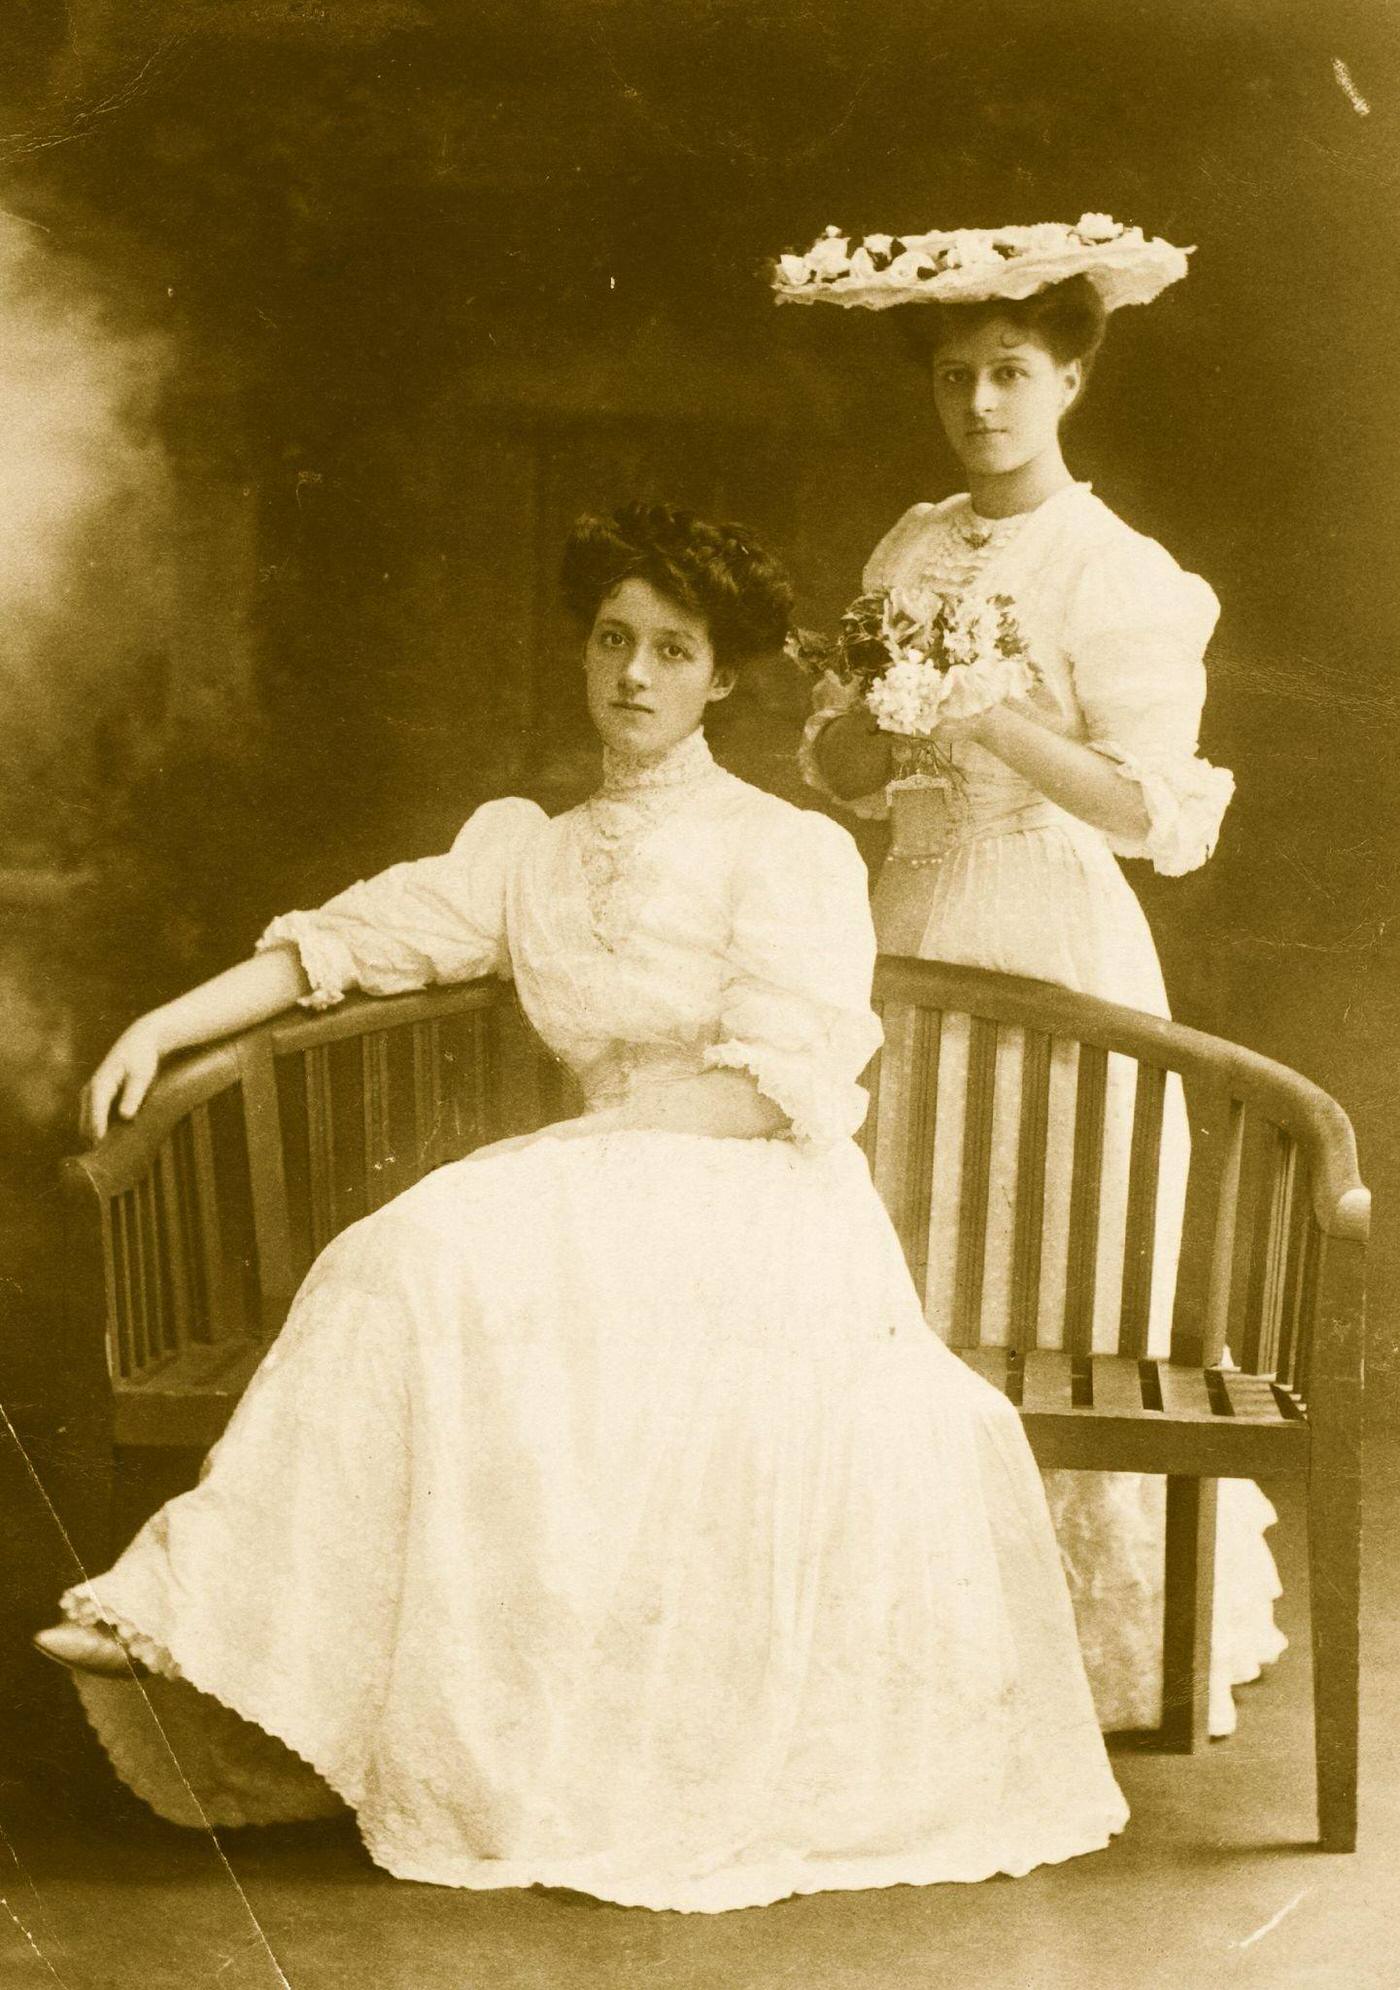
[
  {"xmin": 82, "ymin": 1018, "xmax": 164, "ymax": 1145},
  {"xmin": 79, "ymin": 946, "xmax": 314, "ymax": 1146}
]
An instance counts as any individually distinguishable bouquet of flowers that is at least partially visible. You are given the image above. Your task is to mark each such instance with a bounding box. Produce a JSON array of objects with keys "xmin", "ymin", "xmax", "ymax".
[{"xmin": 792, "ymin": 588, "xmax": 1038, "ymax": 778}]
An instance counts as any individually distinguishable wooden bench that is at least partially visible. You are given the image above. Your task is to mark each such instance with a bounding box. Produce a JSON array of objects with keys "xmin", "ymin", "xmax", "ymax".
[{"xmin": 61, "ymin": 958, "xmax": 1368, "ymax": 1850}]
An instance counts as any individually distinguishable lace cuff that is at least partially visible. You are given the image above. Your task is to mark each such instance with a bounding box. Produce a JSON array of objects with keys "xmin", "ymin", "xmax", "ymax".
[
  {"xmin": 704, "ymin": 1027, "xmax": 877, "ymax": 1150},
  {"xmin": 256, "ymin": 916, "xmax": 360, "ymax": 1013},
  {"xmin": 797, "ymin": 673, "xmax": 891, "ymax": 821},
  {"xmin": 1089, "ymin": 741, "xmax": 1235, "ymax": 876}
]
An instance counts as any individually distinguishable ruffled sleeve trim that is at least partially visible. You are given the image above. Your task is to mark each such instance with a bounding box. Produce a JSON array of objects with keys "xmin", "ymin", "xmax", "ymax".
[
  {"xmin": 256, "ymin": 915, "xmax": 361, "ymax": 1013},
  {"xmin": 1088, "ymin": 740, "xmax": 1235, "ymax": 875},
  {"xmin": 703, "ymin": 1010, "xmax": 882, "ymax": 1149}
]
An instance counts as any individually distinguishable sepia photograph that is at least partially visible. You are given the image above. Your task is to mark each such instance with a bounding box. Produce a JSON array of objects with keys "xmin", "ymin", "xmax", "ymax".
[{"xmin": 0, "ymin": 2, "xmax": 1394, "ymax": 1984}]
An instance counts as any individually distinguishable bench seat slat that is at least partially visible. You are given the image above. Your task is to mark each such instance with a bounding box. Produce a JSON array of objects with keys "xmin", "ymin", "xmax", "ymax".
[
  {"xmin": 1021, "ymin": 1350, "xmax": 1074, "ymax": 1414},
  {"xmin": 1090, "ymin": 1356, "xmax": 1149, "ymax": 1416},
  {"xmin": 1219, "ymin": 1370, "xmax": 1289, "ymax": 1422},
  {"xmin": 1156, "ymin": 1364, "xmax": 1218, "ymax": 1421}
]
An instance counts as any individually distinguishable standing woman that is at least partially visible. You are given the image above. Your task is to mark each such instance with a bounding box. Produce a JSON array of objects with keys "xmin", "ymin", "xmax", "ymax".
[{"xmin": 777, "ymin": 217, "xmax": 1284, "ymax": 1735}]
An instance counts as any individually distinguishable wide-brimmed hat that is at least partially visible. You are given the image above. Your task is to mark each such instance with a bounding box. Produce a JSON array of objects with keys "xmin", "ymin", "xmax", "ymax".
[{"xmin": 772, "ymin": 214, "xmax": 1190, "ymax": 314}]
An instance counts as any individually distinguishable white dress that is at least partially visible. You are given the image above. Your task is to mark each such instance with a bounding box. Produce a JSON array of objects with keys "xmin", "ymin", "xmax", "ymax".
[
  {"xmin": 800, "ymin": 482, "xmax": 1285, "ymax": 1735},
  {"xmin": 62, "ymin": 729, "xmax": 1128, "ymax": 1914}
]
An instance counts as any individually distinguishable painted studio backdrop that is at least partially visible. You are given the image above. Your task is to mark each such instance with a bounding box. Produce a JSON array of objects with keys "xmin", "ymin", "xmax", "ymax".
[{"xmin": 0, "ymin": 2, "xmax": 1395, "ymax": 1745}]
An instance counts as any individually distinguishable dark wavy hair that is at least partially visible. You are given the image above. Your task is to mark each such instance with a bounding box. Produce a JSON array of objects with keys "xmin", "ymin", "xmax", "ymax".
[
  {"xmin": 894, "ymin": 274, "xmax": 1109, "ymax": 385},
  {"xmin": 560, "ymin": 501, "xmax": 794, "ymax": 674}
]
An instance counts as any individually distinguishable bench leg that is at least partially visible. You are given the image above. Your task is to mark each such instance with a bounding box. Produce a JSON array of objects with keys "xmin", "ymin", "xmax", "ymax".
[
  {"xmin": 1160, "ymin": 1474, "xmax": 1217, "ymax": 1751},
  {"xmin": 1310, "ymin": 1437, "xmax": 1361, "ymax": 1851}
]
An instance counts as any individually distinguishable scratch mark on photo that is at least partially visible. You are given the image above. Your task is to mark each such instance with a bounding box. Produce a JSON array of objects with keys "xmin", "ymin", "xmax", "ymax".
[
  {"xmin": 1332, "ymin": 59, "xmax": 1370, "ymax": 116},
  {"xmin": 1236, "ymin": 1887, "xmax": 1311, "ymax": 1949},
  {"xmin": 0, "ymin": 1884, "xmax": 70, "ymax": 1985},
  {"xmin": 0, "ymin": 1824, "xmax": 69, "ymax": 1984},
  {"xmin": 0, "ymin": 1399, "xmax": 294, "ymax": 1988}
]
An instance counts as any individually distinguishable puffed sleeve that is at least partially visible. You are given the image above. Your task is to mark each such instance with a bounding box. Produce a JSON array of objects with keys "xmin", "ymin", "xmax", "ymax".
[
  {"xmin": 255, "ymin": 797, "xmax": 547, "ymax": 1012},
  {"xmin": 1066, "ymin": 534, "xmax": 1235, "ymax": 876},
  {"xmin": 703, "ymin": 807, "xmax": 883, "ymax": 1147},
  {"xmin": 861, "ymin": 503, "xmax": 937, "ymax": 593}
]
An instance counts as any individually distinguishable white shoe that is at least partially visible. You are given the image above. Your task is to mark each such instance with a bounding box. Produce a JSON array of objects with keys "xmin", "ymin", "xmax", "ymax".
[{"xmin": 33, "ymin": 1622, "xmax": 141, "ymax": 1677}]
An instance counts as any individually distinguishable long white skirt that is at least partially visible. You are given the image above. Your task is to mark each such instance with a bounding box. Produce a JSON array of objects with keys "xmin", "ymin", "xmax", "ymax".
[
  {"xmin": 872, "ymin": 813, "xmax": 1285, "ymax": 1735},
  {"xmin": 63, "ymin": 1128, "xmax": 1127, "ymax": 1913}
]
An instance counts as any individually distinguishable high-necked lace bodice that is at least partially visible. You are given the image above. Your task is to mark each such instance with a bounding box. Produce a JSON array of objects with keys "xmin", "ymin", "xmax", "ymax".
[
  {"xmin": 259, "ymin": 730, "xmax": 882, "ymax": 1145},
  {"xmin": 596, "ymin": 726, "xmax": 719, "ymax": 797},
  {"xmin": 800, "ymin": 483, "xmax": 1234, "ymax": 876},
  {"xmin": 581, "ymin": 730, "xmax": 728, "ymax": 950}
]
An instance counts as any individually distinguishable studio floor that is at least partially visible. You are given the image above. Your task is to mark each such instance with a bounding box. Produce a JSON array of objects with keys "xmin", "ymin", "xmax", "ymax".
[{"xmin": 1, "ymin": 1446, "xmax": 1396, "ymax": 1990}]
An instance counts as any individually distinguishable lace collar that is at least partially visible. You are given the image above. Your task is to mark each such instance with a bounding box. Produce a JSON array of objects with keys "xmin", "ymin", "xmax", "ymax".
[{"xmin": 597, "ymin": 727, "xmax": 718, "ymax": 799}]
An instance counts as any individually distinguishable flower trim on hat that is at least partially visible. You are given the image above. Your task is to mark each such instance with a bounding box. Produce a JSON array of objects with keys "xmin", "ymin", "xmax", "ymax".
[{"xmin": 772, "ymin": 214, "xmax": 1191, "ymax": 314}]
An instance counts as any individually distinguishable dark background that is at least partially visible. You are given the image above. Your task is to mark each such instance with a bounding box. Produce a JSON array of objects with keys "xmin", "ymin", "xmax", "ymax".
[{"xmin": 0, "ymin": 0, "xmax": 1395, "ymax": 1768}]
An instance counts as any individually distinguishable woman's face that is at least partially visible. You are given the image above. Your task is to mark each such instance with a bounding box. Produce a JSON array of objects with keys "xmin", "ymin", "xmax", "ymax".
[
  {"xmin": 584, "ymin": 576, "xmax": 734, "ymax": 760},
  {"xmin": 930, "ymin": 317, "xmax": 1082, "ymax": 481}
]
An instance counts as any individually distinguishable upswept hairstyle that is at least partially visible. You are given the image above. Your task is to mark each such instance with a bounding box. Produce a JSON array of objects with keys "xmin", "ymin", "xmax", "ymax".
[
  {"xmin": 895, "ymin": 273, "xmax": 1109, "ymax": 381},
  {"xmin": 560, "ymin": 501, "xmax": 794, "ymax": 674}
]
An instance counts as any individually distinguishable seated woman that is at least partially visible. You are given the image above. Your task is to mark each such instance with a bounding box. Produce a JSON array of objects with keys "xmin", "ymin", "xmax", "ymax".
[{"xmin": 38, "ymin": 502, "xmax": 1126, "ymax": 1914}]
